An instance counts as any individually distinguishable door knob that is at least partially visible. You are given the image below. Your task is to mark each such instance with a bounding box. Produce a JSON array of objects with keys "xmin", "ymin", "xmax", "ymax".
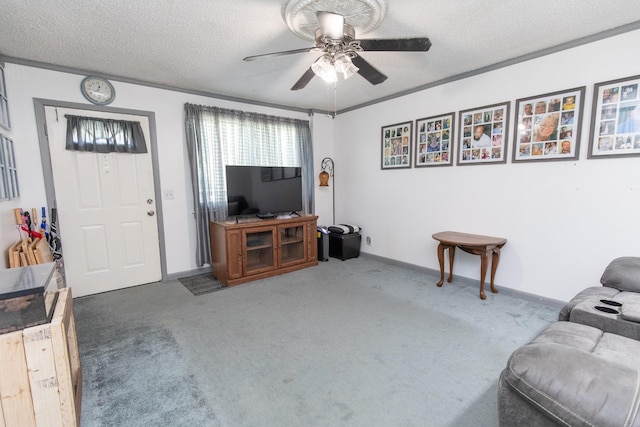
[
  {"xmin": 147, "ymin": 199, "xmax": 153, "ymax": 204},
  {"xmin": 147, "ymin": 210, "xmax": 155, "ymax": 216}
]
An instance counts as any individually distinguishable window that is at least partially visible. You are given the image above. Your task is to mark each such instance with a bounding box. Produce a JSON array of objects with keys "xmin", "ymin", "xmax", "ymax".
[
  {"xmin": 0, "ymin": 134, "xmax": 19, "ymax": 200},
  {"xmin": 0, "ymin": 64, "xmax": 10, "ymax": 130},
  {"xmin": 65, "ymin": 114, "xmax": 147, "ymax": 153},
  {"xmin": 184, "ymin": 103, "xmax": 313, "ymax": 266}
]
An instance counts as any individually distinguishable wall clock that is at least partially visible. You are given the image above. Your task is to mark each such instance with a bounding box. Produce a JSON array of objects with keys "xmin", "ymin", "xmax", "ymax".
[{"xmin": 80, "ymin": 76, "xmax": 115, "ymax": 105}]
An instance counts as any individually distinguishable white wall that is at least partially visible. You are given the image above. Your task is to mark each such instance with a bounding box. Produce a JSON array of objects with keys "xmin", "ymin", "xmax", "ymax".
[
  {"xmin": 0, "ymin": 64, "xmax": 320, "ymax": 274},
  {"xmin": 333, "ymin": 29, "xmax": 640, "ymax": 302},
  {"xmin": 3, "ymin": 30, "xmax": 639, "ymax": 303}
]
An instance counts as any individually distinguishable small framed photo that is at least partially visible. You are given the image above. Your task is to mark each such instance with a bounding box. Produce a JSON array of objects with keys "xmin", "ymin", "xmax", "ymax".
[
  {"xmin": 414, "ymin": 113, "xmax": 454, "ymax": 167},
  {"xmin": 381, "ymin": 121, "xmax": 412, "ymax": 169},
  {"xmin": 283, "ymin": 167, "xmax": 297, "ymax": 179},
  {"xmin": 261, "ymin": 167, "xmax": 272, "ymax": 181},
  {"xmin": 513, "ymin": 86, "xmax": 585, "ymax": 162},
  {"xmin": 588, "ymin": 74, "xmax": 640, "ymax": 159},
  {"xmin": 457, "ymin": 102, "xmax": 509, "ymax": 165},
  {"xmin": 271, "ymin": 167, "xmax": 283, "ymax": 180}
]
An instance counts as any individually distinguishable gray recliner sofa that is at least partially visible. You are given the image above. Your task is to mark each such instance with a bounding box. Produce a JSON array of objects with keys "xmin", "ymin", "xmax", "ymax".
[
  {"xmin": 558, "ymin": 256, "xmax": 640, "ymax": 340},
  {"xmin": 498, "ymin": 257, "xmax": 640, "ymax": 426}
]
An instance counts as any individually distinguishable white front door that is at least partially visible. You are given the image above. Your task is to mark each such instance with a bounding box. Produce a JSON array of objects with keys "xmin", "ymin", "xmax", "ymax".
[{"xmin": 45, "ymin": 106, "xmax": 162, "ymax": 297}]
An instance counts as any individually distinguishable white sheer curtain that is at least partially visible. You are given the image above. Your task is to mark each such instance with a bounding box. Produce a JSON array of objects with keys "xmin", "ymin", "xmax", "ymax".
[{"xmin": 184, "ymin": 103, "xmax": 314, "ymax": 266}]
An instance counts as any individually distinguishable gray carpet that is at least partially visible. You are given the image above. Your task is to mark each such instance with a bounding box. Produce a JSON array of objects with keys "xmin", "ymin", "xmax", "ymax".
[
  {"xmin": 74, "ymin": 256, "xmax": 561, "ymax": 426},
  {"xmin": 178, "ymin": 272, "xmax": 226, "ymax": 295},
  {"xmin": 80, "ymin": 324, "xmax": 216, "ymax": 426}
]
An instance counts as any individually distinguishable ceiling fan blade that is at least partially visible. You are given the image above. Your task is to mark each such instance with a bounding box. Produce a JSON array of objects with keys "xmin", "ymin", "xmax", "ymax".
[
  {"xmin": 291, "ymin": 67, "xmax": 316, "ymax": 91},
  {"xmin": 358, "ymin": 38, "xmax": 432, "ymax": 52},
  {"xmin": 243, "ymin": 47, "xmax": 317, "ymax": 62},
  {"xmin": 316, "ymin": 11, "xmax": 344, "ymax": 39},
  {"xmin": 351, "ymin": 55, "xmax": 387, "ymax": 85}
]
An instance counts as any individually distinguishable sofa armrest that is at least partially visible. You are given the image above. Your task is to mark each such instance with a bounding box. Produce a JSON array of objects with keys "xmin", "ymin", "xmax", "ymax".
[{"xmin": 557, "ymin": 286, "xmax": 618, "ymax": 321}]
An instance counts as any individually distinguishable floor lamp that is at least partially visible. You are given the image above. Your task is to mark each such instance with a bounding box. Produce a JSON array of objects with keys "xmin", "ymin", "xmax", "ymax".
[{"xmin": 319, "ymin": 157, "xmax": 335, "ymax": 225}]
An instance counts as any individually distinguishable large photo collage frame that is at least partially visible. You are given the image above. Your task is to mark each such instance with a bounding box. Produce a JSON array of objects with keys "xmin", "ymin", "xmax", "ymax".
[
  {"xmin": 513, "ymin": 87, "xmax": 585, "ymax": 162},
  {"xmin": 457, "ymin": 102, "xmax": 509, "ymax": 165},
  {"xmin": 379, "ymin": 74, "xmax": 640, "ymax": 170},
  {"xmin": 381, "ymin": 121, "xmax": 413, "ymax": 169},
  {"xmin": 415, "ymin": 113, "xmax": 454, "ymax": 167},
  {"xmin": 588, "ymin": 74, "xmax": 640, "ymax": 159}
]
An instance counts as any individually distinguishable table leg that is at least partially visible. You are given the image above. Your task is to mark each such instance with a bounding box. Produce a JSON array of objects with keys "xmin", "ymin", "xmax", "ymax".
[
  {"xmin": 490, "ymin": 247, "xmax": 501, "ymax": 295},
  {"xmin": 479, "ymin": 249, "xmax": 490, "ymax": 300},
  {"xmin": 436, "ymin": 243, "xmax": 445, "ymax": 287},
  {"xmin": 447, "ymin": 246, "xmax": 455, "ymax": 283}
]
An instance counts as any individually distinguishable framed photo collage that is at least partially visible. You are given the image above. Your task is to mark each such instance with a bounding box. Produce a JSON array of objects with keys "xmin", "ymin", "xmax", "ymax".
[
  {"xmin": 380, "ymin": 73, "xmax": 640, "ymax": 170},
  {"xmin": 459, "ymin": 103, "xmax": 508, "ymax": 165},
  {"xmin": 589, "ymin": 75, "xmax": 640, "ymax": 159}
]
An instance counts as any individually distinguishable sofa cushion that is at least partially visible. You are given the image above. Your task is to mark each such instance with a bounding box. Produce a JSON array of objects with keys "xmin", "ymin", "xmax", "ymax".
[
  {"xmin": 500, "ymin": 321, "xmax": 640, "ymax": 427},
  {"xmin": 621, "ymin": 303, "xmax": 640, "ymax": 323},
  {"xmin": 600, "ymin": 256, "xmax": 640, "ymax": 292}
]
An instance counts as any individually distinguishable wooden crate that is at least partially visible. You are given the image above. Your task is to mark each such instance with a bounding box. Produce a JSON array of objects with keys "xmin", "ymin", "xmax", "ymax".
[{"xmin": 0, "ymin": 288, "xmax": 82, "ymax": 426}]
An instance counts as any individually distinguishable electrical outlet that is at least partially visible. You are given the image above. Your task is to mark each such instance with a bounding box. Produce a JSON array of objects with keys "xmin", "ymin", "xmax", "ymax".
[
  {"xmin": 366, "ymin": 236, "xmax": 371, "ymax": 246},
  {"xmin": 163, "ymin": 189, "xmax": 175, "ymax": 200}
]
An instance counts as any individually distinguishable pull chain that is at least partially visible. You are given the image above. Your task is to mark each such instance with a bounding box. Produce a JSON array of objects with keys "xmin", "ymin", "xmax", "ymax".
[{"xmin": 333, "ymin": 81, "xmax": 337, "ymax": 119}]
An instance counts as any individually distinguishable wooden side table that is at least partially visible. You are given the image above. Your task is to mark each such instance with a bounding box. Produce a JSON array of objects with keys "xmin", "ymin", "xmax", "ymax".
[{"xmin": 432, "ymin": 231, "xmax": 507, "ymax": 300}]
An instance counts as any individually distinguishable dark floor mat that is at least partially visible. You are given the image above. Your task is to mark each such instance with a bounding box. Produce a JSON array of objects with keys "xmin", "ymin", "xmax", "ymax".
[{"xmin": 178, "ymin": 273, "xmax": 226, "ymax": 296}]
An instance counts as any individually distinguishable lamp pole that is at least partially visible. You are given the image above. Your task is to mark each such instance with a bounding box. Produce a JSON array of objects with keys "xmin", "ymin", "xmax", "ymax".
[{"xmin": 320, "ymin": 157, "xmax": 335, "ymax": 225}]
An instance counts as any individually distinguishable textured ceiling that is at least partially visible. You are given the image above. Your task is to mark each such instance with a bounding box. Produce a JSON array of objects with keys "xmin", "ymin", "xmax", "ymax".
[{"xmin": 1, "ymin": 0, "xmax": 640, "ymax": 113}]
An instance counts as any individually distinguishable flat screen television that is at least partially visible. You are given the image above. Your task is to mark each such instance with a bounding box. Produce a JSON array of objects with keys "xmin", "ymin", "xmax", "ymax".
[{"xmin": 225, "ymin": 165, "xmax": 303, "ymax": 217}]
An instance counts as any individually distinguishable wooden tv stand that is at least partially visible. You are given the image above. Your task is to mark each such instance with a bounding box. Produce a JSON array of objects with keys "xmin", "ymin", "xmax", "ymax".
[{"xmin": 210, "ymin": 215, "xmax": 318, "ymax": 286}]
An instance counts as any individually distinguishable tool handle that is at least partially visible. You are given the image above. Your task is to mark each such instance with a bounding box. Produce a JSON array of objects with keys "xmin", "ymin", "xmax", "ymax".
[
  {"xmin": 14, "ymin": 208, "xmax": 23, "ymax": 225},
  {"xmin": 23, "ymin": 211, "xmax": 31, "ymax": 230}
]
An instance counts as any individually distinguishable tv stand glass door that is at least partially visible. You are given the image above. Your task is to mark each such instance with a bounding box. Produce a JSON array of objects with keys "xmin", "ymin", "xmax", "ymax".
[
  {"xmin": 279, "ymin": 223, "xmax": 306, "ymax": 267},
  {"xmin": 243, "ymin": 226, "xmax": 275, "ymax": 275}
]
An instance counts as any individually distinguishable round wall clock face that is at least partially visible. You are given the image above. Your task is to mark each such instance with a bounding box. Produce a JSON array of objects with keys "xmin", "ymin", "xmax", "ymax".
[{"xmin": 81, "ymin": 76, "xmax": 115, "ymax": 105}]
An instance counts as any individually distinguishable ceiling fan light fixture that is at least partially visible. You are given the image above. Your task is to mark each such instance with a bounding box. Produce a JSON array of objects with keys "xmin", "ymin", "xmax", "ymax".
[
  {"xmin": 273, "ymin": 1, "xmax": 427, "ymax": 90},
  {"xmin": 334, "ymin": 53, "xmax": 359, "ymax": 79},
  {"xmin": 311, "ymin": 55, "xmax": 338, "ymax": 82}
]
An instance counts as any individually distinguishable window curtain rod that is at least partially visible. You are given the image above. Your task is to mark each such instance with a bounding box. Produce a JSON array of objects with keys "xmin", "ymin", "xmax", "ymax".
[{"xmin": 184, "ymin": 103, "xmax": 309, "ymax": 126}]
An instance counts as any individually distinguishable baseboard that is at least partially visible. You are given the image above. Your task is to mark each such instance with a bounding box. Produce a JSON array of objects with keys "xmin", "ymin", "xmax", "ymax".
[{"xmin": 359, "ymin": 252, "xmax": 567, "ymax": 310}]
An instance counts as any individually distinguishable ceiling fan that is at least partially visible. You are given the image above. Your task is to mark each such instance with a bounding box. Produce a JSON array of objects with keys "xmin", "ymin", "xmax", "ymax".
[{"xmin": 243, "ymin": 11, "xmax": 431, "ymax": 91}]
